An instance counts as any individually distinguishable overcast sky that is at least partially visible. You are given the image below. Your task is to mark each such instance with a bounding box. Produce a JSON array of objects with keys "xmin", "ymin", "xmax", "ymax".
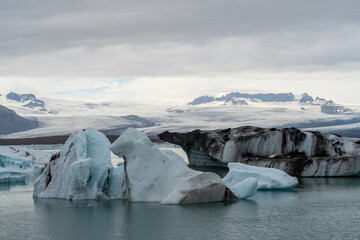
[{"xmin": 1, "ymin": 0, "xmax": 360, "ymax": 103}]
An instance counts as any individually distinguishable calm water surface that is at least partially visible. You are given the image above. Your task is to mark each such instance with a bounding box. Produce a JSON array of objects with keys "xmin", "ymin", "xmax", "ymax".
[{"xmin": 1, "ymin": 178, "xmax": 360, "ymax": 240}]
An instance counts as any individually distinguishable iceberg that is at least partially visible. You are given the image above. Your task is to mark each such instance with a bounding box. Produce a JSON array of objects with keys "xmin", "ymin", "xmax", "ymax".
[
  {"xmin": 33, "ymin": 128, "xmax": 261, "ymax": 203},
  {"xmin": 33, "ymin": 128, "xmax": 113, "ymax": 200},
  {"xmin": 159, "ymin": 126, "xmax": 360, "ymax": 177},
  {"xmin": 0, "ymin": 145, "xmax": 49, "ymax": 183},
  {"xmin": 223, "ymin": 163, "xmax": 298, "ymax": 190},
  {"xmin": 110, "ymin": 128, "xmax": 234, "ymax": 204}
]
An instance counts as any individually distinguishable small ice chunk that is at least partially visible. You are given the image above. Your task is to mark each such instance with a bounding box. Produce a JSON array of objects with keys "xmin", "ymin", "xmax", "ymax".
[
  {"xmin": 226, "ymin": 177, "xmax": 258, "ymax": 199},
  {"xmin": 223, "ymin": 163, "xmax": 298, "ymax": 190}
]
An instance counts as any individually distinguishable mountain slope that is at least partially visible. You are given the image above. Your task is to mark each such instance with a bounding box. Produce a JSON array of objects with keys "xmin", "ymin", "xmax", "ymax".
[{"xmin": 0, "ymin": 105, "xmax": 39, "ymax": 134}]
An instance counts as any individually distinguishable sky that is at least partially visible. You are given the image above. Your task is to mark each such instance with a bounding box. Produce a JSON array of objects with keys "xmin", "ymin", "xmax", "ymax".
[{"xmin": 1, "ymin": 0, "xmax": 360, "ymax": 103}]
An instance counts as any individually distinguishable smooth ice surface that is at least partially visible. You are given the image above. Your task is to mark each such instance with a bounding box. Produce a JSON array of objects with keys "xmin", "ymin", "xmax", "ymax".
[
  {"xmin": 223, "ymin": 163, "xmax": 298, "ymax": 190},
  {"xmin": 226, "ymin": 177, "xmax": 258, "ymax": 199},
  {"xmin": 159, "ymin": 149, "xmax": 187, "ymax": 166},
  {"xmin": 33, "ymin": 128, "xmax": 113, "ymax": 200},
  {"xmin": 110, "ymin": 128, "xmax": 228, "ymax": 204}
]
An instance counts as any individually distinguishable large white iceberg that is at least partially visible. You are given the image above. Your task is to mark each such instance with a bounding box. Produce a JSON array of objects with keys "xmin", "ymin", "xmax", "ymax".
[
  {"xmin": 223, "ymin": 163, "xmax": 298, "ymax": 190},
  {"xmin": 110, "ymin": 128, "xmax": 233, "ymax": 204},
  {"xmin": 33, "ymin": 128, "xmax": 113, "ymax": 200},
  {"xmin": 0, "ymin": 145, "xmax": 49, "ymax": 183}
]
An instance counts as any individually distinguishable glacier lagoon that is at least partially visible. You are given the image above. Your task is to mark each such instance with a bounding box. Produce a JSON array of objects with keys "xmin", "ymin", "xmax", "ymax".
[{"xmin": 1, "ymin": 178, "xmax": 360, "ymax": 240}]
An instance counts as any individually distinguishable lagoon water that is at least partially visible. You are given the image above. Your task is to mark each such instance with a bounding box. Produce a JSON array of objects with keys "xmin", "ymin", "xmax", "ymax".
[{"xmin": 1, "ymin": 178, "xmax": 360, "ymax": 240}]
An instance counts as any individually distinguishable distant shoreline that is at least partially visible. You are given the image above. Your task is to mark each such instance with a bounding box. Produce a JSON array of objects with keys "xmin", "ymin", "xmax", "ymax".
[
  {"xmin": 1, "ymin": 131, "xmax": 358, "ymax": 146},
  {"xmin": 0, "ymin": 135, "xmax": 163, "ymax": 145}
]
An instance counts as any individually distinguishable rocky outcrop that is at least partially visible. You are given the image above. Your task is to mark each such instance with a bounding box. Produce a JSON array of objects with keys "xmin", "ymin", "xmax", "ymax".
[{"xmin": 158, "ymin": 126, "xmax": 360, "ymax": 177}]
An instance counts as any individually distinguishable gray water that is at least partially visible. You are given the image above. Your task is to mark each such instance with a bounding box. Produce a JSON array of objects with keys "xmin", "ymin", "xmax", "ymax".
[{"xmin": 1, "ymin": 178, "xmax": 360, "ymax": 240}]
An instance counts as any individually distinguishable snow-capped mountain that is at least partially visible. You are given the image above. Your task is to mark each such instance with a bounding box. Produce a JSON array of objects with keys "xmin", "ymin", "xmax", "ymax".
[
  {"xmin": 189, "ymin": 92, "xmax": 295, "ymax": 105},
  {"xmin": 189, "ymin": 92, "xmax": 352, "ymax": 115},
  {"xmin": 5, "ymin": 92, "xmax": 46, "ymax": 111},
  {"xmin": 297, "ymin": 93, "xmax": 352, "ymax": 114},
  {"xmin": 0, "ymin": 90, "xmax": 359, "ymax": 138}
]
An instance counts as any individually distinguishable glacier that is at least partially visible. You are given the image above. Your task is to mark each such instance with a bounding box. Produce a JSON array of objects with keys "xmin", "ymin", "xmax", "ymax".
[
  {"xmin": 223, "ymin": 163, "xmax": 298, "ymax": 190},
  {"xmin": 33, "ymin": 128, "xmax": 113, "ymax": 200}
]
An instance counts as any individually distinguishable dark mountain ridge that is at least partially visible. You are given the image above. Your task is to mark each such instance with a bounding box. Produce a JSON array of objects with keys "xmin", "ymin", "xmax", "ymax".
[{"xmin": 0, "ymin": 104, "xmax": 39, "ymax": 135}]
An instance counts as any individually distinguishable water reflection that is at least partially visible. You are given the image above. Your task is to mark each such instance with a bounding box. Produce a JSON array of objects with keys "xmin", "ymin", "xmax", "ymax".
[
  {"xmin": 2, "ymin": 177, "xmax": 360, "ymax": 240},
  {"xmin": 33, "ymin": 198, "xmax": 131, "ymax": 239},
  {"xmin": 0, "ymin": 183, "xmax": 11, "ymax": 191},
  {"xmin": 32, "ymin": 197, "xmax": 261, "ymax": 240},
  {"xmin": 0, "ymin": 182, "xmax": 26, "ymax": 191},
  {"xmin": 298, "ymin": 177, "xmax": 360, "ymax": 187},
  {"xmin": 252, "ymin": 190, "xmax": 298, "ymax": 201}
]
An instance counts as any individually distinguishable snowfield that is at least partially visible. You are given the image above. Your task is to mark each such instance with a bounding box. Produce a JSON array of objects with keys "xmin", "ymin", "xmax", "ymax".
[{"xmin": 1, "ymin": 97, "xmax": 360, "ymax": 138}]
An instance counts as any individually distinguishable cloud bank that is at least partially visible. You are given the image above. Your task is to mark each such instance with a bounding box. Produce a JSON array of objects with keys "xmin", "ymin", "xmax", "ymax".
[{"xmin": 0, "ymin": 0, "xmax": 359, "ymax": 102}]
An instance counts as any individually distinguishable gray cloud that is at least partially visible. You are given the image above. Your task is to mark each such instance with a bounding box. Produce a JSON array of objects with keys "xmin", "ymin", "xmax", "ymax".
[{"xmin": 1, "ymin": 0, "xmax": 360, "ymax": 81}]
